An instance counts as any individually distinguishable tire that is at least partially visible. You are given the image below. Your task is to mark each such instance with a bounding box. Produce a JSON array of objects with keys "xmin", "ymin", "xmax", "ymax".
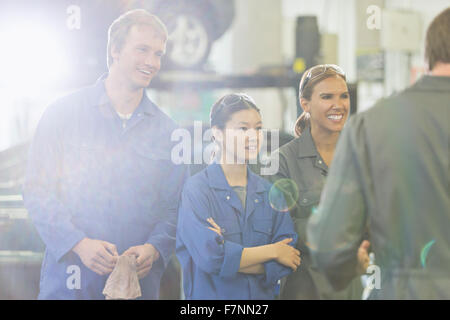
[{"xmin": 155, "ymin": 1, "xmax": 215, "ymax": 70}]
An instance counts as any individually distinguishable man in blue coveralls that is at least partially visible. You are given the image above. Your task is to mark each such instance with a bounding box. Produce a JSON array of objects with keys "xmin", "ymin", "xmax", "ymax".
[{"xmin": 23, "ymin": 9, "xmax": 188, "ymax": 299}]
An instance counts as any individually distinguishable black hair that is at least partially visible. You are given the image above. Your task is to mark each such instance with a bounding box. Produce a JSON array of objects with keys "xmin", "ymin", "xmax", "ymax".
[{"xmin": 210, "ymin": 93, "xmax": 261, "ymax": 130}]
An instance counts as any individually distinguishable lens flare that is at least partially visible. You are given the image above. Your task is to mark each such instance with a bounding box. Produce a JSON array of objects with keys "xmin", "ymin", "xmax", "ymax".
[
  {"xmin": 268, "ymin": 178, "xmax": 299, "ymax": 212},
  {"xmin": 420, "ymin": 240, "xmax": 436, "ymax": 268}
]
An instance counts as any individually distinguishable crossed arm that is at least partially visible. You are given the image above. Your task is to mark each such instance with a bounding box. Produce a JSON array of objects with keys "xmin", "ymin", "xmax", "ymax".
[{"xmin": 206, "ymin": 218, "xmax": 301, "ymax": 275}]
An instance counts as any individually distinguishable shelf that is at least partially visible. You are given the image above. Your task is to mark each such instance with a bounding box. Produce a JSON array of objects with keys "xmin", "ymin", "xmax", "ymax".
[{"xmin": 151, "ymin": 71, "xmax": 300, "ymax": 91}]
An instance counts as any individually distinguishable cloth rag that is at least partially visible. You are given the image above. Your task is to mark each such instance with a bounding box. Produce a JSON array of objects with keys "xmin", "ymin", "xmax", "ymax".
[{"xmin": 102, "ymin": 255, "xmax": 142, "ymax": 300}]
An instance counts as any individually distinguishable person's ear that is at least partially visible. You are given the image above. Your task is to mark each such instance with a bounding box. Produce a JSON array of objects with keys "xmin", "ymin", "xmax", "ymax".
[
  {"xmin": 424, "ymin": 58, "xmax": 431, "ymax": 74},
  {"xmin": 300, "ymin": 98, "xmax": 311, "ymax": 114},
  {"xmin": 111, "ymin": 44, "xmax": 121, "ymax": 63},
  {"xmin": 211, "ymin": 127, "xmax": 224, "ymax": 144}
]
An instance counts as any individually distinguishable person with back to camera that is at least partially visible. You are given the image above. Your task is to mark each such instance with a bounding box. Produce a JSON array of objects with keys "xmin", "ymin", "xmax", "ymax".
[{"xmin": 307, "ymin": 7, "xmax": 450, "ymax": 299}]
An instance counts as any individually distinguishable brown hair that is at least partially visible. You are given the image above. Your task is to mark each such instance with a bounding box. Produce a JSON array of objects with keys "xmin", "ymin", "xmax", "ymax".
[
  {"xmin": 107, "ymin": 9, "xmax": 168, "ymax": 69},
  {"xmin": 425, "ymin": 7, "xmax": 450, "ymax": 71},
  {"xmin": 294, "ymin": 65, "xmax": 346, "ymax": 137}
]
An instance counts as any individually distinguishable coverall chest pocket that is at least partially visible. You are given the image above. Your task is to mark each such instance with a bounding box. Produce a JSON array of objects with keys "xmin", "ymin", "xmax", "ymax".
[
  {"xmin": 252, "ymin": 218, "xmax": 273, "ymax": 246},
  {"xmin": 215, "ymin": 219, "xmax": 242, "ymax": 244},
  {"xmin": 292, "ymin": 189, "xmax": 321, "ymax": 249}
]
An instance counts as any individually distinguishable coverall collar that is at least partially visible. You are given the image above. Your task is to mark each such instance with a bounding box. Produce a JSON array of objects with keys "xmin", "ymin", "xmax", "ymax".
[
  {"xmin": 413, "ymin": 75, "xmax": 450, "ymax": 92},
  {"xmin": 87, "ymin": 73, "xmax": 158, "ymax": 118},
  {"xmin": 206, "ymin": 162, "xmax": 266, "ymax": 194},
  {"xmin": 296, "ymin": 127, "xmax": 329, "ymax": 172},
  {"xmin": 296, "ymin": 128, "xmax": 319, "ymax": 158}
]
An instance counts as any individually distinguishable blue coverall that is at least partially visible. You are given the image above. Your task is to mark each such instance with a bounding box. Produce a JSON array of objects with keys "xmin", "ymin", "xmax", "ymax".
[
  {"xmin": 176, "ymin": 163, "xmax": 298, "ymax": 299},
  {"xmin": 23, "ymin": 75, "xmax": 188, "ymax": 299}
]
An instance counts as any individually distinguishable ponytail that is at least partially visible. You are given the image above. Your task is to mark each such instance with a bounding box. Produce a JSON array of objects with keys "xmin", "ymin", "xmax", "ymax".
[{"xmin": 294, "ymin": 111, "xmax": 310, "ymax": 137}]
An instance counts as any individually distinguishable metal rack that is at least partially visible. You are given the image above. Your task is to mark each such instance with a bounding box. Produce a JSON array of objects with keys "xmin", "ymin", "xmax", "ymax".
[{"xmin": 151, "ymin": 71, "xmax": 358, "ymax": 116}]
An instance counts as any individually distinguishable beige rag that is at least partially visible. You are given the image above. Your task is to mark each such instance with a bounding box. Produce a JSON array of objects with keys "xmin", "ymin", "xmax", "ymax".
[{"xmin": 102, "ymin": 255, "xmax": 142, "ymax": 300}]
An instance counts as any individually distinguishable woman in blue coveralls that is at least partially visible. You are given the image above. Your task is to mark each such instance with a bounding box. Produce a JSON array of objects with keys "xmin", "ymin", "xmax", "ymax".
[{"xmin": 176, "ymin": 93, "xmax": 301, "ymax": 300}]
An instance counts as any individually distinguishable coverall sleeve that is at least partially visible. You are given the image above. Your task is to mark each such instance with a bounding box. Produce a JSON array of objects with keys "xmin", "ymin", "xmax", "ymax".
[
  {"xmin": 307, "ymin": 115, "xmax": 371, "ymax": 291},
  {"xmin": 262, "ymin": 209, "xmax": 298, "ymax": 288},
  {"xmin": 177, "ymin": 182, "xmax": 244, "ymax": 279},
  {"xmin": 146, "ymin": 162, "xmax": 189, "ymax": 268},
  {"xmin": 23, "ymin": 104, "xmax": 86, "ymax": 262}
]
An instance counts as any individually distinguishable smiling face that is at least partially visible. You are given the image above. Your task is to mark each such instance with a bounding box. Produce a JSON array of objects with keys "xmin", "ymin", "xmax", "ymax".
[
  {"xmin": 213, "ymin": 108, "xmax": 263, "ymax": 164},
  {"xmin": 301, "ymin": 75, "xmax": 350, "ymax": 135},
  {"xmin": 110, "ymin": 24, "xmax": 166, "ymax": 89}
]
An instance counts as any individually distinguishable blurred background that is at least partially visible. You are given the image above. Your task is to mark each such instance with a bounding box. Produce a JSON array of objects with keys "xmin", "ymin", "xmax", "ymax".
[{"xmin": 0, "ymin": 0, "xmax": 448, "ymax": 299}]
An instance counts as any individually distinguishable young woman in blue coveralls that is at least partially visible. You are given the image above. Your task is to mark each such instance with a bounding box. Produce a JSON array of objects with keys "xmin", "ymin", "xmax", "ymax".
[{"xmin": 176, "ymin": 93, "xmax": 301, "ymax": 300}]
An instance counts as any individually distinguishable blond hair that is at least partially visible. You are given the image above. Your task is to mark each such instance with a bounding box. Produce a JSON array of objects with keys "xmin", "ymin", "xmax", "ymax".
[{"xmin": 107, "ymin": 9, "xmax": 168, "ymax": 68}]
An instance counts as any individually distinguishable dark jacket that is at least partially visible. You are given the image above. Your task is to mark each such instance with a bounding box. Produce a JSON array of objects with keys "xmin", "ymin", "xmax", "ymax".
[{"xmin": 307, "ymin": 75, "xmax": 450, "ymax": 299}]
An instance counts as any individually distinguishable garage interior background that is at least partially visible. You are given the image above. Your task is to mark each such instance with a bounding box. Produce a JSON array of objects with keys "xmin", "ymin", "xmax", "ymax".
[{"xmin": 0, "ymin": 0, "xmax": 448, "ymax": 299}]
